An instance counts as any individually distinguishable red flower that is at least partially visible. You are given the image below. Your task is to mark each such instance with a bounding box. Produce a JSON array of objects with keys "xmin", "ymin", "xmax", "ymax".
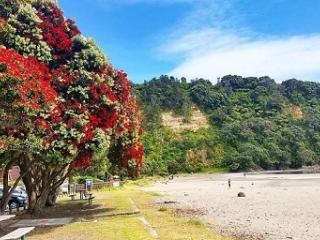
[
  {"xmin": 0, "ymin": 140, "xmax": 8, "ymax": 150},
  {"xmin": 106, "ymin": 87, "xmax": 117, "ymax": 102},
  {"xmin": 89, "ymin": 114, "xmax": 100, "ymax": 127},
  {"xmin": 36, "ymin": 117, "xmax": 51, "ymax": 130},
  {"xmin": 71, "ymin": 152, "xmax": 93, "ymax": 169},
  {"xmin": 67, "ymin": 118, "xmax": 76, "ymax": 128},
  {"xmin": 0, "ymin": 48, "xmax": 57, "ymax": 109},
  {"xmin": 36, "ymin": 2, "xmax": 80, "ymax": 62},
  {"xmin": 51, "ymin": 66, "xmax": 75, "ymax": 88},
  {"xmin": 113, "ymin": 70, "xmax": 131, "ymax": 103},
  {"xmin": 1, "ymin": 1, "xmax": 144, "ymax": 173},
  {"xmin": 51, "ymin": 106, "xmax": 62, "ymax": 117}
]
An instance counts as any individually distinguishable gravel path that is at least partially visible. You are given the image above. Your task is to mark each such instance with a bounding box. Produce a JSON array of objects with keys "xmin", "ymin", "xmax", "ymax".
[{"xmin": 144, "ymin": 173, "xmax": 320, "ymax": 240}]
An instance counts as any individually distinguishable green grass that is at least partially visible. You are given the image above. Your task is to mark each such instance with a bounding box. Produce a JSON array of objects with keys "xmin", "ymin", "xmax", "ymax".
[
  {"xmin": 200, "ymin": 167, "xmax": 229, "ymax": 173},
  {"xmin": 30, "ymin": 216, "xmax": 153, "ymax": 240},
  {"xmin": 28, "ymin": 181, "xmax": 231, "ymax": 240},
  {"xmin": 124, "ymin": 176, "xmax": 160, "ymax": 187}
]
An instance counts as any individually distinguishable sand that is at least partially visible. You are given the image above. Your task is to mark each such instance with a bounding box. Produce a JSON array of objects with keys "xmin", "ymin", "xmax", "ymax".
[{"xmin": 143, "ymin": 173, "xmax": 320, "ymax": 240}]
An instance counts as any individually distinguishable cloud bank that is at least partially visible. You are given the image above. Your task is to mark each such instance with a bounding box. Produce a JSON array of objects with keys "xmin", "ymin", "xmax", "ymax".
[
  {"xmin": 92, "ymin": 0, "xmax": 320, "ymax": 83},
  {"xmin": 167, "ymin": 31, "xmax": 320, "ymax": 83},
  {"xmin": 156, "ymin": 0, "xmax": 320, "ymax": 83}
]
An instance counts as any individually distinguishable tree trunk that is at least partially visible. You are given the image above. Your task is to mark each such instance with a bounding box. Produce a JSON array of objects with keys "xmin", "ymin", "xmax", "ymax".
[
  {"xmin": 23, "ymin": 166, "xmax": 50, "ymax": 216},
  {"xmin": 0, "ymin": 150, "xmax": 74, "ymax": 216},
  {"xmin": 22, "ymin": 174, "xmax": 37, "ymax": 215},
  {"xmin": 21, "ymin": 162, "xmax": 71, "ymax": 215},
  {"xmin": 0, "ymin": 161, "xmax": 12, "ymax": 213},
  {"xmin": 46, "ymin": 190, "xmax": 58, "ymax": 207},
  {"xmin": 46, "ymin": 167, "xmax": 72, "ymax": 207},
  {"xmin": 32, "ymin": 185, "xmax": 51, "ymax": 217}
]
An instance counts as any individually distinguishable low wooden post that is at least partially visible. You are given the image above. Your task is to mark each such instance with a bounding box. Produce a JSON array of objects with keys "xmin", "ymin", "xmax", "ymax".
[{"xmin": 80, "ymin": 191, "xmax": 83, "ymax": 200}]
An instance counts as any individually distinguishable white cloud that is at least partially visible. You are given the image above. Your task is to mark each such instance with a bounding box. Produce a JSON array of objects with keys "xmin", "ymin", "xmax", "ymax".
[
  {"xmin": 163, "ymin": 28, "xmax": 250, "ymax": 57},
  {"xmin": 168, "ymin": 31, "xmax": 320, "ymax": 83},
  {"xmin": 91, "ymin": 0, "xmax": 320, "ymax": 83},
  {"xmin": 153, "ymin": 0, "xmax": 320, "ymax": 83}
]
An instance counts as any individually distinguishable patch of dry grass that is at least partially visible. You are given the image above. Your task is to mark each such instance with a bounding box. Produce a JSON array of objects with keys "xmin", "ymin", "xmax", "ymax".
[{"xmin": 129, "ymin": 189, "xmax": 232, "ymax": 240}]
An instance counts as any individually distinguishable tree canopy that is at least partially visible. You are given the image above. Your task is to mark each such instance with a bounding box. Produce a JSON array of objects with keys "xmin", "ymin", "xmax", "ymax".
[{"xmin": 0, "ymin": 0, "xmax": 143, "ymax": 214}]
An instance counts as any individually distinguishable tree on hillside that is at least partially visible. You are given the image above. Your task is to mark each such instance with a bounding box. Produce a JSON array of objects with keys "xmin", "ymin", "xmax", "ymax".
[{"xmin": 133, "ymin": 73, "xmax": 320, "ymax": 173}]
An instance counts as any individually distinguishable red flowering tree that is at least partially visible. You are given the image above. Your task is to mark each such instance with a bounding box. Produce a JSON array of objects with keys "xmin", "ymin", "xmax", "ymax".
[
  {"xmin": 0, "ymin": 48, "xmax": 57, "ymax": 212},
  {"xmin": 109, "ymin": 71, "xmax": 144, "ymax": 177},
  {"xmin": 0, "ymin": 0, "xmax": 143, "ymax": 215}
]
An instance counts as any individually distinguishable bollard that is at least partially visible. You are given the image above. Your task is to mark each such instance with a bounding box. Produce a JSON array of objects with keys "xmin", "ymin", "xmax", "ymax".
[{"xmin": 80, "ymin": 191, "xmax": 83, "ymax": 200}]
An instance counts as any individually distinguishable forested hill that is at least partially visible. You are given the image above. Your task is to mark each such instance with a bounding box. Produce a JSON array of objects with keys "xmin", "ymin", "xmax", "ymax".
[{"xmin": 132, "ymin": 75, "xmax": 320, "ymax": 175}]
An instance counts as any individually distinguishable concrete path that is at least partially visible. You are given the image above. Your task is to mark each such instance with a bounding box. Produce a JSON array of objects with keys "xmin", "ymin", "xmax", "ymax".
[
  {"xmin": 138, "ymin": 216, "xmax": 159, "ymax": 239},
  {"xmin": 10, "ymin": 218, "xmax": 73, "ymax": 228}
]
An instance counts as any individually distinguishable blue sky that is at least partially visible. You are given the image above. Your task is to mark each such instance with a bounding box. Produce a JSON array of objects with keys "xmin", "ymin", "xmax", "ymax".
[{"xmin": 59, "ymin": 0, "xmax": 320, "ymax": 83}]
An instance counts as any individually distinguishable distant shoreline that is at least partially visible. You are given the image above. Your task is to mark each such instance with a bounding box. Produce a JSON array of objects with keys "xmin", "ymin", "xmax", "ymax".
[{"xmin": 246, "ymin": 166, "xmax": 320, "ymax": 175}]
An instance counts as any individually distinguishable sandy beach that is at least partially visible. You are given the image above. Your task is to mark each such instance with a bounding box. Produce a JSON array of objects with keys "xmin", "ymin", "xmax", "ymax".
[{"xmin": 144, "ymin": 173, "xmax": 320, "ymax": 240}]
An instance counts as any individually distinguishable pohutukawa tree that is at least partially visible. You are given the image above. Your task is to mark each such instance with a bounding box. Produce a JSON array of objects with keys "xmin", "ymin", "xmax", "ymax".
[{"xmin": 0, "ymin": 0, "xmax": 143, "ymax": 215}]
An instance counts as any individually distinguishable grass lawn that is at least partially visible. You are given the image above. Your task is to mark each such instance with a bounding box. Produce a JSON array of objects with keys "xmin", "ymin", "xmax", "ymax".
[
  {"xmin": 30, "ymin": 216, "xmax": 153, "ymax": 240},
  {"xmin": 27, "ymin": 179, "xmax": 231, "ymax": 240}
]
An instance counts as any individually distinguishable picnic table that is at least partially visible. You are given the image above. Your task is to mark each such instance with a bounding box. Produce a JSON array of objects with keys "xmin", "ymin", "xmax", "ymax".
[{"xmin": 0, "ymin": 227, "xmax": 34, "ymax": 240}]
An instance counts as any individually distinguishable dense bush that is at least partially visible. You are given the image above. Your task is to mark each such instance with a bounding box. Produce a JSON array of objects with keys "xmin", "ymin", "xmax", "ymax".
[{"xmin": 133, "ymin": 75, "xmax": 320, "ymax": 173}]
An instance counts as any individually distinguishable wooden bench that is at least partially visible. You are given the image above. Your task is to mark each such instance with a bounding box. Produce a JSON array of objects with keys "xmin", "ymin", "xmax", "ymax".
[
  {"xmin": 0, "ymin": 227, "xmax": 35, "ymax": 240},
  {"xmin": 0, "ymin": 215, "xmax": 15, "ymax": 233},
  {"xmin": 0, "ymin": 215, "xmax": 15, "ymax": 222}
]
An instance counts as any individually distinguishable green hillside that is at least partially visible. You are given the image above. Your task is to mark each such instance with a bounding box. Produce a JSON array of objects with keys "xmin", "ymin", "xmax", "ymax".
[{"xmin": 132, "ymin": 75, "xmax": 320, "ymax": 175}]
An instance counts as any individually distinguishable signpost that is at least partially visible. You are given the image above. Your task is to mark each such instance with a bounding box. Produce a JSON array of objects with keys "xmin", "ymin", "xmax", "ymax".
[{"xmin": 85, "ymin": 179, "xmax": 93, "ymax": 192}]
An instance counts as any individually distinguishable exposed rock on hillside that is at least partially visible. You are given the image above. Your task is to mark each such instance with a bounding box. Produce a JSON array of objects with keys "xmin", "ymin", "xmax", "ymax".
[
  {"xmin": 285, "ymin": 105, "xmax": 304, "ymax": 119},
  {"xmin": 162, "ymin": 108, "xmax": 209, "ymax": 132}
]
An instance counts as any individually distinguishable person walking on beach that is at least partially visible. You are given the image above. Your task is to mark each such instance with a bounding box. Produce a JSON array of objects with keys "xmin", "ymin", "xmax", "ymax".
[{"xmin": 228, "ymin": 179, "xmax": 231, "ymax": 188}]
